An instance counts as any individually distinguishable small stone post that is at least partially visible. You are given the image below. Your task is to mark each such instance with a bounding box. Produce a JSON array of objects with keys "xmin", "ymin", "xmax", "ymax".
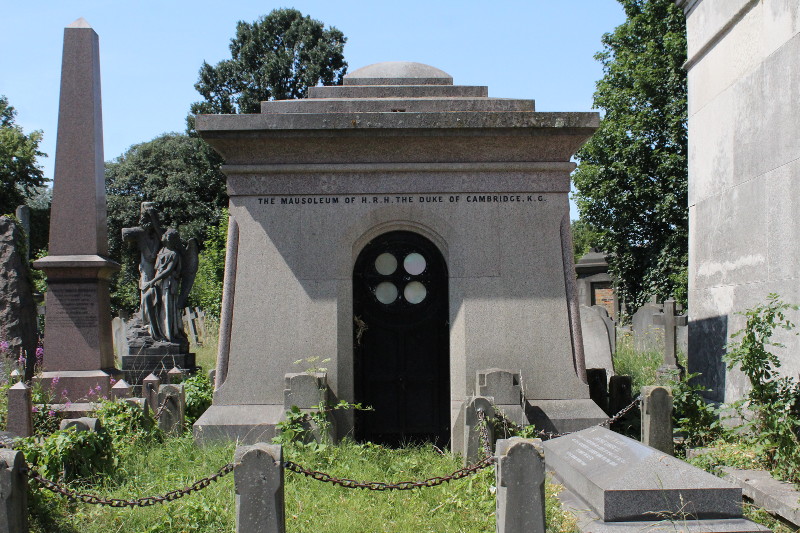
[
  {"xmin": 495, "ymin": 438, "xmax": 546, "ymax": 533},
  {"xmin": 111, "ymin": 379, "xmax": 132, "ymax": 399},
  {"xmin": 460, "ymin": 396, "xmax": 495, "ymax": 466},
  {"xmin": 641, "ymin": 385, "xmax": 674, "ymax": 455},
  {"xmin": 6, "ymin": 383, "xmax": 33, "ymax": 438},
  {"xmin": 235, "ymin": 443, "xmax": 285, "ymax": 533},
  {"xmin": 142, "ymin": 373, "xmax": 161, "ymax": 414},
  {"xmin": 0, "ymin": 449, "xmax": 28, "ymax": 533},
  {"xmin": 167, "ymin": 366, "xmax": 183, "ymax": 384}
]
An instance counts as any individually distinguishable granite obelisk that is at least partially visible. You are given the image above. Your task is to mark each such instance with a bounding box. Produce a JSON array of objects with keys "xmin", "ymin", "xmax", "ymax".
[{"xmin": 33, "ymin": 18, "xmax": 120, "ymax": 401}]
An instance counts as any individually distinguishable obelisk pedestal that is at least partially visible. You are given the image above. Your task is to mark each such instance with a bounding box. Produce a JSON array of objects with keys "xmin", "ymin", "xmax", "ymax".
[{"xmin": 33, "ymin": 18, "xmax": 120, "ymax": 403}]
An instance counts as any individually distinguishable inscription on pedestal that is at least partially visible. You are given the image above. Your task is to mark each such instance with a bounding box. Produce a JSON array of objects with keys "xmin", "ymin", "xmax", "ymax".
[{"xmin": 49, "ymin": 287, "xmax": 98, "ymax": 328}]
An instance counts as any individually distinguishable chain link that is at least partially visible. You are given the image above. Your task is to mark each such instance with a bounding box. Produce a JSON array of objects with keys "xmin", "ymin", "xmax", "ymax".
[
  {"xmin": 284, "ymin": 406, "xmax": 496, "ymax": 491},
  {"xmin": 25, "ymin": 463, "xmax": 235, "ymax": 507},
  {"xmin": 493, "ymin": 396, "xmax": 642, "ymax": 440}
]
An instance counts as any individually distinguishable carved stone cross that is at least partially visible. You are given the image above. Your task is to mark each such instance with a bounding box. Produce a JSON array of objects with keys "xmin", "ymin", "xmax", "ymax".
[{"xmin": 653, "ymin": 298, "xmax": 687, "ymax": 377}]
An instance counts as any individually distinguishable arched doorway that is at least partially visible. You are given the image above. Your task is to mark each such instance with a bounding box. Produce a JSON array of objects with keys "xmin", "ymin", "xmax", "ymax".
[{"xmin": 353, "ymin": 230, "xmax": 450, "ymax": 447}]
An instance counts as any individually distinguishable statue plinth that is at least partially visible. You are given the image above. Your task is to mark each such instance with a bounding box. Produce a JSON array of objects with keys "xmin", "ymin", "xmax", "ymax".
[{"xmin": 120, "ymin": 317, "xmax": 196, "ymax": 391}]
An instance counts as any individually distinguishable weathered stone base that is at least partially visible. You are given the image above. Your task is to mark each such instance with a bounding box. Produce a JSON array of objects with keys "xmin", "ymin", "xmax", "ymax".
[
  {"xmin": 35, "ymin": 369, "xmax": 118, "ymax": 403},
  {"xmin": 526, "ymin": 399, "xmax": 609, "ymax": 434},
  {"xmin": 555, "ymin": 481, "xmax": 770, "ymax": 533},
  {"xmin": 193, "ymin": 404, "xmax": 284, "ymax": 446}
]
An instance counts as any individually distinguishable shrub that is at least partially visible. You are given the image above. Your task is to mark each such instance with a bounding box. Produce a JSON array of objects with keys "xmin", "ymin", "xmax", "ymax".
[
  {"xmin": 183, "ymin": 372, "xmax": 214, "ymax": 426},
  {"xmin": 18, "ymin": 425, "xmax": 114, "ymax": 482}
]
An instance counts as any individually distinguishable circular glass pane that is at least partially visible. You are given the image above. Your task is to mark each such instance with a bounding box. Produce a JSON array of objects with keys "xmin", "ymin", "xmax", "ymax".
[
  {"xmin": 404, "ymin": 281, "xmax": 427, "ymax": 304},
  {"xmin": 374, "ymin": 253, "xmax": 397, "ymax": 275},
  {"xmin": 374, "ymin": 282, "xmax": 398, "ymax": 304},
  {"xmin": 403, "ymin": 253, "xmax": 426, "ymax": 275}
]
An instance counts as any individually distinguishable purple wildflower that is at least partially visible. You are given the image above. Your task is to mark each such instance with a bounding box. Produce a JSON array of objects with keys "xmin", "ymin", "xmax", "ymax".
[
  {"xmin": 48, "ymin": 410, "xmax": 55, "ymax": 417},
  {"xmin": 35, "ymin": 347, "xmax": 44, "ymax": 365},
  {"xmin": 0, "ymin": 341, "xmax": 8, "ymax": 353},
  {"xmin": 52, "ymin": 376, "xmax": 60, "ymax": 385},
  {"xmin": 31, "ymin": 406, "xmax": 38, "ymax": 413}
]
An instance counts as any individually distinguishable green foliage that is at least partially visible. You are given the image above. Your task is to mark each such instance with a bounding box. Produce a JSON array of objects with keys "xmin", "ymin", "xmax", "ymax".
[
  {"xmin": 188, "ymin": 209, "xmax": 228, "ymax": 319},
  {"xmin": 0, "ymin": 95, "xmax": 47, "ymax": 216},
  {"xmin": 274, "ymin": 400, "xmax": 371, "ymax": 447},
  {"xmin": 189, "ymin": 8, "xmax": 347, "ymax": 121},
  {"xmin": 30, "ymin": 381, "xmax": 62, "ymax": 436},
  {"xmin": 18, "ymin": 425, "xmax": 114, "ymax": 482},
  {"xmin": 670, "ymin": 372, "xmax": 721, "ymax": 449},
  {"xmin": 724, "ymin": 294, "xmax": 800, "ymax": 482},
  {"xmin": 105, "ymin": 133, "xmax": 227, "ymax": 314},
  {"xmin": 570, "ymin": 218, "xmax": 602, "ymax": 263},
  {"xmin": 94, "ymin": 398, "xmax": 162, "ymax": 451},
  {"xmin": 572, "ymin": 0, "xmax": 687, "ymax": 311},
  {"xmin": 183, "ymin": 372, "xmax": 214, "ymax": 426}
]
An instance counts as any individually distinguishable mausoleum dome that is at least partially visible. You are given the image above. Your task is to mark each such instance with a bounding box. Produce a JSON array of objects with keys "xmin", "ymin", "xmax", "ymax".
[{"xmin": 344, "ymin": 61, "xmax": 453, "ymax": 86}]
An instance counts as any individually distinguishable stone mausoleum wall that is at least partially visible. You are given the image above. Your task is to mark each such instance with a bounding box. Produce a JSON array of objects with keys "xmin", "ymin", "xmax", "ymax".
[{"xmin": 680, "ymin": 0, "xmax": 800, "ymax": 402}]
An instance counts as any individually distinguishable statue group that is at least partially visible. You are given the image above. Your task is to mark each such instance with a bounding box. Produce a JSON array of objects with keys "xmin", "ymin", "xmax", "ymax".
[{"xmin": 122, "ymin": 202, "xmax": 198, "ymax": 344}]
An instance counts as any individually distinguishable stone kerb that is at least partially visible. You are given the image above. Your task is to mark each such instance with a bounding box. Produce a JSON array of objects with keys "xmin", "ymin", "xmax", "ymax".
[
  {"xmin": 282, "ymin": 373, "xmax": 335, "ymax": 443},
  {"xmin": 496, "ymin": 438, "xmax": 546, "ymax": 533},
  {"xmin": 234, "ymin": 443, "xmax": 285, "ymax": 533},
  {"xmin": 0, "ymin": 449, "xmax": 28, "ymax": 533},
  {"xmin": 454, "ymin": 396, "xmax": 495, "ymax": 466},
  {"xmin": 59, "ymin": 417, "xmax": 101, "ymax": 433}
]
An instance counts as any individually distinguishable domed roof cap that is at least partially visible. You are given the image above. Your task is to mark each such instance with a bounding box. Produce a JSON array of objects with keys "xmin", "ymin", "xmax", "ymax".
[{"xmin": 344, "ymin": 61, "xmax": 453, "ymax": 86}]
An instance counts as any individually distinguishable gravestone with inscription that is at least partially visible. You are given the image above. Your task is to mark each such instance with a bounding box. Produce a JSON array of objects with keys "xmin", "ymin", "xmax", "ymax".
[
  {"xmin": 543, "ymin": 426, "xmax": 743, "ymax": 521},
  {"xmin": 193, "ymin": 61, "xmax": 605, "ymax": 444},
  {"xmin": 33, "ymin": 19, "xmax": 120, "ymax": 402}
]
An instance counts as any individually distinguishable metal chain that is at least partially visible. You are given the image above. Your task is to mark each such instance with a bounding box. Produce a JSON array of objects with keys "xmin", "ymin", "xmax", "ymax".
[
  {"xmin": 25, "ymin": 462, "xmax": 235, "ymax": 507},
  {"xmin": 284, "ymin": 405, "xmax": 496, "ymax": 491},
  {"xmin": 493, "ymin": 396, "xmax": 642, "ymax": 440}
]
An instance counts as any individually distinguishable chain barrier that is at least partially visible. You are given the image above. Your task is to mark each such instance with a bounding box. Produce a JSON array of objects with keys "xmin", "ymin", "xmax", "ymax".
[
  {"xmin": 493, "ymin": 395, "xmax": 642, "ymax": 440},
  {"xmin": 24, "ymin": 462, "xmax": 235, "ymax": 508},
  {"xmin": 283, "ymin": 406, "xmax": 497, "ymax": 491}
]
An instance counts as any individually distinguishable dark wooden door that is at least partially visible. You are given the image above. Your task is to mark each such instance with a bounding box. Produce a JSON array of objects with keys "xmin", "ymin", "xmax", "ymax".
[{"xmin": 353, "ymin": 231, "xmax": 450, "ymax": 447}]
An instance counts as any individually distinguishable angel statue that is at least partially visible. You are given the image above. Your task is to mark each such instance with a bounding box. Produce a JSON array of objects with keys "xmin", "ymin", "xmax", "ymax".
[{"xmin": 122, "ymin": 203, "xmax": 198, "ymax": 343}]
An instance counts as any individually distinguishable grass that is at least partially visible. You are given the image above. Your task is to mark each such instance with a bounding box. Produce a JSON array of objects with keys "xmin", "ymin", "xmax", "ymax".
[
  {"xmin": 28, "ymin": 435, "xmax": 578, "ymax": 533},
  {"xmin": 611, "ymin": 333, "xmax": 662, "ymax": 395}
]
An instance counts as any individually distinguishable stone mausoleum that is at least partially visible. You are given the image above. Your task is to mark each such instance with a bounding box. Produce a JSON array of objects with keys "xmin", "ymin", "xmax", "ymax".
[{"xmin": 193, "ymin": 62, "xmax": 604, "ymax": 445}]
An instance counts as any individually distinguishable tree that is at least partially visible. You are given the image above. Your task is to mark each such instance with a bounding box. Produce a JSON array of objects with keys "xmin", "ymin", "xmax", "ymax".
[
  {"xmin": 105, "ymin": 133, "xmax": 227, "ymax": 313},
  {"xmin": 572, "ymin": 0, "xmax": 687, "ymax": 312},
  {"xmin": 571, "ymin": 218, "xmax": 602, "ymax": 263},
  {"xmin": 189, "ymin": 8, "xmax": 347, "ymax": 121},
  {"xmin": 0, "ymin": 95, "xmax": 47, "ymax": 216},
  {"xmin": 189, "ymin": 209, "xmax": 228, "ymax": 320}
]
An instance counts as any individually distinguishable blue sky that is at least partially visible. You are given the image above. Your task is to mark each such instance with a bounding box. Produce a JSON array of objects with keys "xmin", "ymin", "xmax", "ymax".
[{"xmin": 2, "ymin": 1, "xmax": 625, "ymax": 218}]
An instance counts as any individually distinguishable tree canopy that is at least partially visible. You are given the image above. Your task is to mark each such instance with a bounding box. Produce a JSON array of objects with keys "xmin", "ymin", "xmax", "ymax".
[
  {"xmin": 0, "ymin": 95, "xmax": 47, "ymax": 216},
  {"xmin": 572, "ymin": 0, "xmax": 687, "ymax": 312},
  {"xmin": 105, "ymin": 133, "xmax": 227, "ymax": 312},
  {"xmin": 189, "ymin": 8, "xmax": 347, "ymax": 120}
]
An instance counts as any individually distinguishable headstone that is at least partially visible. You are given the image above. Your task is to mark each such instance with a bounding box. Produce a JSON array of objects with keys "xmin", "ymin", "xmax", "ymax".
[
  {"xmin": 111, "ymin": 316, "xmax": 128, "ymax": 358},
  {"xmin": 496, "ymin": 438, "xmax": 545, "ymax": 533},
  {"xmin": 0, "ymin": 216, "xmax": 38, "ymax": 380},
  {"xmin": 641, "ymin": 385, "xmax": 674, "ymax": 455},
  {"xmin": 6, "ymin": 383, "xmax": 33, "ymax": 438},
  {"xmin": 208, "ymin": 368, "xmax": 216, "ymax": 389},
  {"xmin": 631, "ymin": 299, "xmax": 664, "ymax": 353},
  {"xmin": 182, "ymin": 307, "xmax": 199, "ymax": 346},
  {"xmin": 193, "ymin": 307, "xmax": 207, "ymax": 341},
  {"xmin": 475, "ymin": 369, "xmax": 527, "ymax": 426},
  {"xmin": 653, "ymin": 299, "xmax": 688, "ymax": 381},
  {"xmin": 234, "ymin": 443, "xmax": 285, "ymax": 533},
  {"xmin": 193, "ymin": 61, "xmax": 606, "ymax": 444},
  {"xmin": 543, "ymin": 426, "xmax": 742, "ymax": 522},
  {"xmin": 111, "ymin": 379, "xmax": 132, "ymax": 399},
  {"xmin": 59, "ymin": 417, "xmax": 101, "ymax": 433},
  {"xmin": 283, "ymin": 373, "xmax": 327, "ymax": 410},
  {"xmin": 156, "ymin": 384, "xmax": 185, "ymax": 435},
  {"xmin": 0, "ymin": 449, "xmax": 28, "ymax": 533},
  {"xmin": 32, "ymin": 19, "xmax": 120, "ymax": 402},
  {"xmin": 580, "ymin": 306, "xmax": 615, "ymax": 378}
]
